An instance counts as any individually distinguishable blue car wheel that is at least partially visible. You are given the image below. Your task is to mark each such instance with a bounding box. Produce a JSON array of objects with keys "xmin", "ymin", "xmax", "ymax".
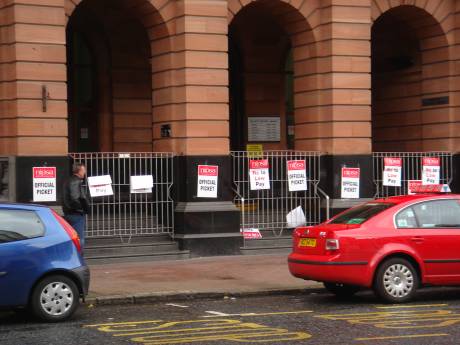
[{"xmin": 30, "ymin": 275, "xmax": 80, "ymax": 322}]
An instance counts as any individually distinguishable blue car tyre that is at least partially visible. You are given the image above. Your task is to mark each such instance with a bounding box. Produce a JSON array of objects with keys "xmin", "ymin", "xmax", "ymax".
[{"xmin": 30, "ymin": 275, "xmax": 80, "ymax": 322}]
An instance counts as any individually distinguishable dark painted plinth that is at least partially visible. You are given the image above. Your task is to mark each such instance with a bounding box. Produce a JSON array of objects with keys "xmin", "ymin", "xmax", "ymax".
[
  {"xmin": 14, "ymin": 156, "xmax": 70, "ymax": 205},
  {"xmin": 320, "ymin": 154, "xmax": 374, "ymax": 217},
  {"xmin": 173, "ymin": 155, "xmax": 242, "ymax": 257}
]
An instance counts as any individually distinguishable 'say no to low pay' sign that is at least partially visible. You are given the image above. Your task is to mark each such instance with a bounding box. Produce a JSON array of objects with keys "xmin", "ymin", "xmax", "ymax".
[{"xmin": 33, "ymin": 167, "xmax": 57, "ymax": 202}]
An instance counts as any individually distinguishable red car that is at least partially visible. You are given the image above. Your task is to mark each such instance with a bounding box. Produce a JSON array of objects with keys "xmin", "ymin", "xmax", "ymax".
[{"xmin": 288, "ymin": 192, "xmax": 460, "ymax": 303}]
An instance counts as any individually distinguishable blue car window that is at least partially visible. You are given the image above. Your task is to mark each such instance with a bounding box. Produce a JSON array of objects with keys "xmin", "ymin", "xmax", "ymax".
[{"xmin": 0, "ymin": 209, "xmax": 45, "ymax": 243}]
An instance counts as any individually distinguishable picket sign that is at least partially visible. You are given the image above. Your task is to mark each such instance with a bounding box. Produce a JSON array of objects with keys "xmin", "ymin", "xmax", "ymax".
[
  {"xmin": 249, "ymin": 159, "xmax": 270, "ymax": 190},
  {"xmin": 341, "ymin": 167, "xmax": 360, "ymax": 199},
  {"xmin": 383, "ymin": 157, "xmax": 402, "ymax": 187}
]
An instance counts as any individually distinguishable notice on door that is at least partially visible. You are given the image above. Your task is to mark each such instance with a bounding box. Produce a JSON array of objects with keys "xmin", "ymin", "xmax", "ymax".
[
  {"xmin": 341, "ymin": 167, "xmax": 360, "ymax": 199},
  {"xmin": 247, "ymin": 117, "xmax": 280, "ymax": 142},
  {"xmin": 249, "ymin": 159, "xmax": 270, "ymax": 190},
  {"xmin": 383, "ymin": 157, "xmax": 402, "ymax": 187},
  {"xmin": 422, "ymin": 157, "xmax": 440, "ymax": 185},
  {"xmin": 33, "ymin": 167, "xmax": 57, "ymax": 202},
  {"xmin": 197, "ymin": 165, "xmax": 218, "ymax": 198},
  {"xmin": 88, "ymin": 175, "xmax": 113, "ymax": 197},
  {"xmin": 287, "ymin": 160, "xmax": 308, "ymax": 192}
]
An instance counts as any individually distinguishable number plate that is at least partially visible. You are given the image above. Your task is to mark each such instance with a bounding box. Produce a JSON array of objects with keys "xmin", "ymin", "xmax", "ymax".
[{"xmin": 299, "ymin": 238, "xmax": 317, "ymax": 248}]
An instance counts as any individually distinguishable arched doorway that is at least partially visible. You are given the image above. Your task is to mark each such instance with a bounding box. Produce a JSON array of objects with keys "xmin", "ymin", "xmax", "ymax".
[
  {"xmin": 371, "ymin": 5, "xmax": 450, "ymax": 152},
  {"xmin": 229, "ymin": 0, "xmax": 317, "ymax": 151},
  {"xmin": 67, "ymin": 0, "xmax": 154, "ymax": 153}
]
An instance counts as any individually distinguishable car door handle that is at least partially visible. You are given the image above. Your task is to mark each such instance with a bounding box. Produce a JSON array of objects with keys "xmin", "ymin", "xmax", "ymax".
[
  {"xmin": 0, "ymin": 272, "xmax": 7, "ymax": 277},
  {"xmin": 410, "ymin": 236, "xmax": 425, "ymax": 243}
]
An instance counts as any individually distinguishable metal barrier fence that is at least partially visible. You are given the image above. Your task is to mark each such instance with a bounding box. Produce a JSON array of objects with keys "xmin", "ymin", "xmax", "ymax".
[
  {"xmin": 373, "ymin": 152, "xmax": 453, "ymax": 198},
  {"xmin": 231, "ymin": 151, "xmax": 323, "ymax": 238},
  {"xmin": 70, "ymin": 152, "xmax": 174, "ymax": 239}
]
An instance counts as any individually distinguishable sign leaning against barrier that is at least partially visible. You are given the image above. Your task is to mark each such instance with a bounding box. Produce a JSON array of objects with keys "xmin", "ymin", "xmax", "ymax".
[
  {"xmin": 231, "ymin": 151, "xmax": 323, "ymax": 238},
  {"xmin": 373, "ymin": 152, "xmax": 453, "ymax": 198},
  {"xmin": 70, "ymin": 152, "xmax": 174, "ymax": 239}
]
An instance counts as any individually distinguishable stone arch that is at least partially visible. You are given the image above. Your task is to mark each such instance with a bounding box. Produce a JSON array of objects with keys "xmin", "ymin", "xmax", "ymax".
[
  {"xmin": 228, "ymin": 0, "xmax": 322, "ymax": 151},
  {"xmin": 371, "ymin": 3, "xmax": 454, "ymax": 151},
  {"xmin": 65, "ymin": 0, "xmax": 175, "ymax": 152}
]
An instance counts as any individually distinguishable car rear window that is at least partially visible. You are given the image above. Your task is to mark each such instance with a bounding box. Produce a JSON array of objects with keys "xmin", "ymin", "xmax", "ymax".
[
  {"xmin": 0, "ymin": 209, "xmax": 45, "ymax": 244},
  {"xmin": 329, "ymin": 203, "xmax": 395, "ymax": 225}
]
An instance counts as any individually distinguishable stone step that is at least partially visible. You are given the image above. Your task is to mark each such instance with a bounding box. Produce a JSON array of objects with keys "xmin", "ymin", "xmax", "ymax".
[
  {"xmin": 240, "ymin": 246, "xmax": 291, "ymax": 255},
  {"xmin": 85, "ymin": 250, "xmax": 190, "ymax": 265},
  {"xmin": 242, "ymin": 237, "xmax": 292, "ymax": 248},
  {"xmin": 84, "ymin": 242, "xmax": 180, "ymax": 258},
  {"xmin": 85, "ymin": 234, "xmax": 173, "ymax": 246}
]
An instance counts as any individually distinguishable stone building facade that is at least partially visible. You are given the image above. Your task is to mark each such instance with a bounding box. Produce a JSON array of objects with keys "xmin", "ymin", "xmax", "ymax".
[{"xmin": 0, "ymin": 0, "xmax": 459, "ymax": 255}]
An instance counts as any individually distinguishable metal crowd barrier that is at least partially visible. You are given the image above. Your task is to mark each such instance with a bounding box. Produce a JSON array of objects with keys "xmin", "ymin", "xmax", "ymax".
[
  {"xmin": 373, "ymin": 151, "xmax": 453, "ymax": 198},
  {"xmin": 231, "ymin": 150, "xmax": 324, "ymax": 239},
  {"xmin": 70, "ymin": 152, "xmax": 174, "ymax": 239}
]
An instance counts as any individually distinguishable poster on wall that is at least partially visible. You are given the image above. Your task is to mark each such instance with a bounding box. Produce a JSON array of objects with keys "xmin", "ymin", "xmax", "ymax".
[
  {"xmin": 197, "ymin": 165, "xmax": 218, "ymax": 198},
  {"xmin": 248, "ymin": 117, "xmax": 281, "ymax": 142},
  {"xmin": 341, "ymin": 167, "xmax": 360, "ymax": 199},
  {"xmin": 87, "ymin": 175, "xmax": 113, "ymax": 197},
  {"xmin": 422, "ymin": 157, "xmax": 440, "ymax": 185},
  {"xmin": 130, "ymin": 175, "xmax": 153, "ymax": 194},
  {"xmin": 32, "ymin": 167, "xmax": 57, "ymax": 202},
  {"xmin": 383, "ymin": 157, "xmax": 402, "ymax": 187},
  {"xmin": 249, "ymin": 159, "xmax": 271, "ymax": 190},
  {"xmin": 287, "ymin": 160, "xmax": 308, "ymax": 192}
]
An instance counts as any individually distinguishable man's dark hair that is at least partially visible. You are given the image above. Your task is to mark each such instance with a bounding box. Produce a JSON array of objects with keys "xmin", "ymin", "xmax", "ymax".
[{"xmin": 72, "ymin": 163, "xmax": 86, "ymax": 174}]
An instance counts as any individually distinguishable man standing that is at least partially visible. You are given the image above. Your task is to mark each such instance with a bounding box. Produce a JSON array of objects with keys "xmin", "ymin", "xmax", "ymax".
[{"xmin": 63, "ymin": 163, "xmax": 90, "ymax": 249}]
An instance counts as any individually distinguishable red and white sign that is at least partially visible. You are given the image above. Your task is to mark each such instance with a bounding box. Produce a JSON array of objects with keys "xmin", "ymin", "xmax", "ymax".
[
  {"xmin": 240, "ymin": 228, "xmax": 262, "ymax": 240},
  {"xmin": 341, "ymin": 167, "xmax": 360, "ymax": 199},
  {"xmin": 33, "ymin": 167, "xmax": 57, "ymax": 202},
  {"xmin": 407, "ymin": 180, "xmax": 423, "ymax": 195},
  {"xmin": 249, "ymin": 159, "xmax": 270, "ymax": 190},
  {"xmin": 383, "ymin": 157, "xmax": 402, "ymax": 187},
  {"xmin": 287, "ymin": 160, "xmax": 308, "ymax": 192},
  {"xmin": 422, "ymin": 157, "xmax": 440, "ymax": 185},
  {"xmin": 88, "ymin": 175, "xmax": 113, "ymax": 197},
  {"xmin": 197, "ymin": 165, "xmax": 218, "ymax": 198}
]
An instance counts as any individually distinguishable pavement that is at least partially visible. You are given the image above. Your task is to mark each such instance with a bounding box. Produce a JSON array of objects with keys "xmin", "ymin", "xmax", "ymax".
[{"xmin": 87, "ymin": 254, "xmax": 322, "ymax": 304}]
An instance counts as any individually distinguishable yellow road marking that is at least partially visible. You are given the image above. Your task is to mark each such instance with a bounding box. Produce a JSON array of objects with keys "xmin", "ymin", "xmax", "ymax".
[
  {"xmin": 203, "ymin": 310, "xmax": 314, "ymax": 318},
  {"xmin": 355, "ymin": 333, "xmax": 449, "ymax": 341},
  {"xmin": 375, "ymin": 304, "xmax": 448, "ymax": 309},
  {"xmin": 85, "ymin": 318, "xmax": 312, "ymax": 344}
]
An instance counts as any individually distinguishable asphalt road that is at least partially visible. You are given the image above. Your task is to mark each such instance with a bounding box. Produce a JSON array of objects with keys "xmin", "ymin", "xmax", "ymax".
[{"xmin": 2, "ymin": 287, "xmax": 460, "ymax": 345}]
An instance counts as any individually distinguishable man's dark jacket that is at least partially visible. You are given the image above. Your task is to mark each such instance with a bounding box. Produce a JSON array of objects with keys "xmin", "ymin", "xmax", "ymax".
[{"xmin": 63, "ymin": 175, "xmax": 90, "ymax": 215}]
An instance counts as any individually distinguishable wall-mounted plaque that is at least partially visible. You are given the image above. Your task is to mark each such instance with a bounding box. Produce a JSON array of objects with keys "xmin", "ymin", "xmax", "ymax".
[{"xmin": 248, "ymin": 117, "xmax": 280, "ymax": 142}]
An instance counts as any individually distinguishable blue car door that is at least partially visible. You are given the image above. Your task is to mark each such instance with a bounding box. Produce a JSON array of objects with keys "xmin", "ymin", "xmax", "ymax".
[{"xmin": 0, "ymin": 208, "xmax": 48, "ymax": 307}]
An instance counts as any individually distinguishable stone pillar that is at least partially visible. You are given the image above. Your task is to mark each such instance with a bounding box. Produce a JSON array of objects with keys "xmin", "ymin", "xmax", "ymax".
[{"xmin": 172, "ymin": 0, "xmax": 242, "ymax": 256}]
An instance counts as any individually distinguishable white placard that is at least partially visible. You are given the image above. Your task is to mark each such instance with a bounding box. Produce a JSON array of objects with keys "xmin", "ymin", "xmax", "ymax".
[
  {"xmin": 422, "ymin": 157, "xmax": 440, "ymax": 185},
  {"xmin": 130, "ymin": 175, "xmax": 153, "ymax": 194},
  {"xmin": 197, "ymin": 165, "xmax": 218, "ymax": 198},
  {"xmin": 341, "ymin": 167, "xmax": 360, "ymax": 199},
  {"xmin": 249, "ymin": 159, "xmax": 270, "ymax": 190},
  {"xmin": 287, "ymin": 160, "xmax": 308, "ymax": 192},
  {"xmin": 383, "ymin": 157, "xmax": 402, "ymax": 187},
  {"xmin": 248, "ymin": 117, "xmax": 280, "ymax": 142},
  {"xmin": 286, "ymin": 206, "xmax": 306, "ymax": 228},
  {"xmin": 33, "ymin": 167, "xmax": 57, "ymax": 202},
  {"xmin": 87, "ymin": 175, "xmax": 113, "ymax": 197}
]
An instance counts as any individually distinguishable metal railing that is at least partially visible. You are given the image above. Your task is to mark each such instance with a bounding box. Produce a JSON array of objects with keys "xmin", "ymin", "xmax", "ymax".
[
  {"xmin": 373, "ymin": 152, "xmax": 453, "ymax": 198},
  {"xmin": 231, "ymin": 151, "xmax": 324, "ymax": 239},
  {"xmin": 70, "ymin": 152, "xmax": 174, "ymax": 240}
]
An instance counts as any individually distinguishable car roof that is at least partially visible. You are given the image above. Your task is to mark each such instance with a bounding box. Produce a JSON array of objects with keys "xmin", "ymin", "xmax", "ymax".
[
  {"xmin": 0, "ymin": 202, "xmax": 50, "ymax": 211},
  {"xmin": 375, "ymin": 194, "xmax": 460, "ymax": 205}
]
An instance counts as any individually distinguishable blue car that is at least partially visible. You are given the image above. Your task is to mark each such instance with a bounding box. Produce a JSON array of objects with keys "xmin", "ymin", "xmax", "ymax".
[{"xmin": 0, "ymin": 203, "xmax": 89, "ymax": 322}]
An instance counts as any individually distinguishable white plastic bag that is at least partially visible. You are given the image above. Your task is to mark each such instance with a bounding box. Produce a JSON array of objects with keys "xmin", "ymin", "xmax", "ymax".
[{"xmin": 286, "ymin": 206, "xmax": 306, "ymax": 228}]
